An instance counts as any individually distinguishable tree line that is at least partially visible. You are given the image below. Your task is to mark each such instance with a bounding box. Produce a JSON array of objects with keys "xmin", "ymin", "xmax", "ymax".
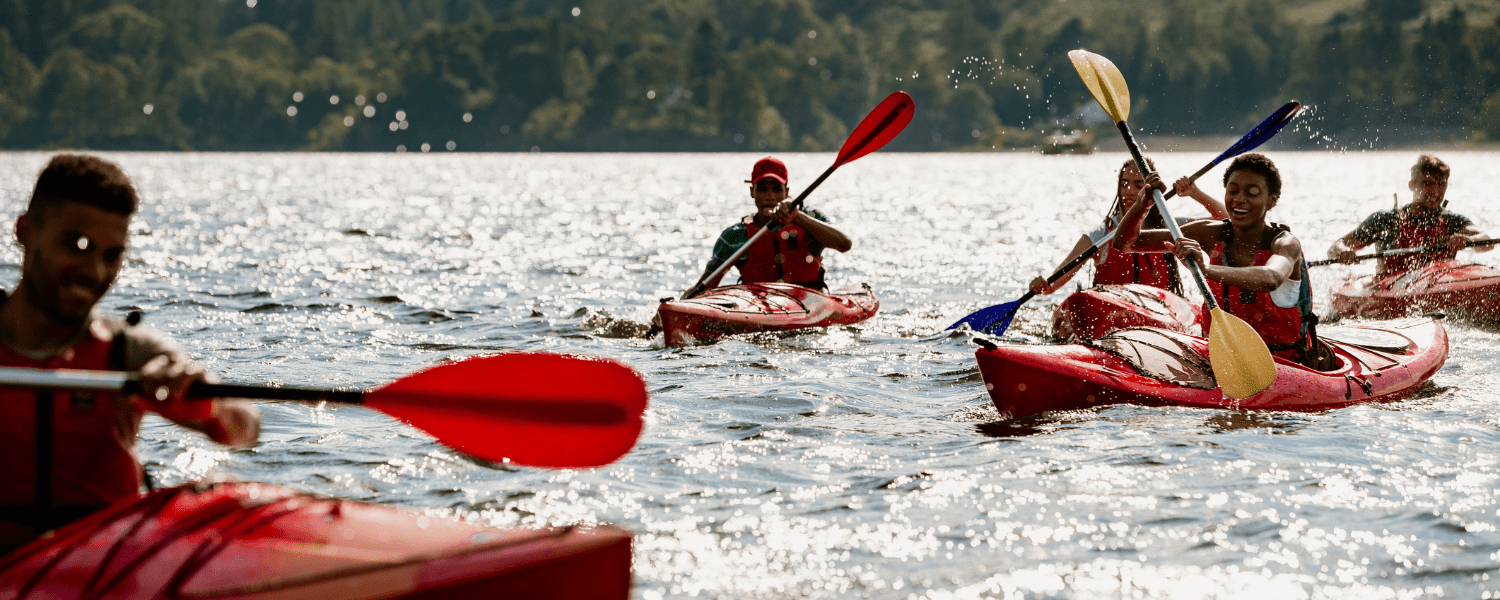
[{"xmin": 1, "ymin": 0, "xmax": 1497, "ymax": 152}]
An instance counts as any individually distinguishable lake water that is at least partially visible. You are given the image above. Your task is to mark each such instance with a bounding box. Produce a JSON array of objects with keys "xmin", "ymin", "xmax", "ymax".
[{"xmin": 1, "ymin": 150, "xmax": 1497, "ymax": 599}]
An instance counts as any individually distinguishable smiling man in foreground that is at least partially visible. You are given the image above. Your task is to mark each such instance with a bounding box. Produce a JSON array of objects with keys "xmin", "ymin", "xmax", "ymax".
[{"xmin": 0, "ymin": 154, "xmax": 260, "ymax": 552}]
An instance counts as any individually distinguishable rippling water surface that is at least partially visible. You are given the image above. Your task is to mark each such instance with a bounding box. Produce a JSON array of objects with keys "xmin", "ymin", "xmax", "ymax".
[{"xmin": 3, "ymin": 151, "xmax": 1498, "ymax": 598}]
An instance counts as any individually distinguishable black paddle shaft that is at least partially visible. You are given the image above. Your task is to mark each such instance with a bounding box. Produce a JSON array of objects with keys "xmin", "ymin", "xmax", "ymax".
[
  {"xmin": 132, "ymin": 380, "xmax": 367, "ymax": 404},
  {"xmin": 1117, "ymin": 121, "xmax": 1221, "ymax": 311},
  {"xmin": 1308, "ymin": 237, "xmax": 1500, "ymax": 267}
]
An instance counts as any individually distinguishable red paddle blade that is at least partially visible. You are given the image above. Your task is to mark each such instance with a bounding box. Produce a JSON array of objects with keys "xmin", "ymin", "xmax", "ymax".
[
  {"xmin": 834, "ymin": 91, "xmax": 915, "ymax": 166},
  {"xmin": 367, "ymin": 353, "xmax": 648, "ymax": 468}
]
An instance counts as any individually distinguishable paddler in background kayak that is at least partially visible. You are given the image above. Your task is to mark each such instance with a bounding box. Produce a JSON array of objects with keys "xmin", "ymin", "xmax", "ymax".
[
  {"xmin": 1326, "ymin": 153, "xmax": 1491, "ymax": 276},
  {"xmin": 1028, "ymin": 158, "xmax": 1228, "ymax": 295},
  {"xmin": 683, "ymin": 156, "xmax": 852, "ymax": 296},
  {"xmin": 0, "ymin": 154, "xmax": 260, "ymax": 553},
  {"xmin": 1116, "ymin": 153, "xmax": 1336, "ymax": 371}
]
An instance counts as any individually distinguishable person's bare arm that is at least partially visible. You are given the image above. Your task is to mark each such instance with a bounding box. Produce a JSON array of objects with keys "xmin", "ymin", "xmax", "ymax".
[
  {"xmin": 772, "ymin": 203, "xmax": 851, "ymax": 253},
  {"xmin": 1117, "ymin": 176, "xmax": 1177, "ymax": 253},
  {"xmin": 1456, "ymin": 225, "xmax": 1491, "ymax": 253},
  {"xmin": 138, "ymin": 353, "xmax": 260, "ymax": 448},
  {"xmin": 1029, "ymin": 234, "xmax": 1093, "ymax": 295},
  {"xmin": 1170, "ymin": 230, "xmax": 1299, "ymax": 292},
  {"xmin": 1327, "ymin": 231, "xmax": 1365, "ymax": 263},
  {"xmin": 1173, "ymin": 177, "xmax": 1229, "ymax": 220}
]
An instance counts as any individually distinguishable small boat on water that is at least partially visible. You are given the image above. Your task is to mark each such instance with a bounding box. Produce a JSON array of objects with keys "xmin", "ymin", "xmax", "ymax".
[
  {"xmin": 658, "ymin": 283, "xmax": 878, "ymax": 347},
  {"xmin": 1331, "ymin": 259, "xmax": 1500, "ymax": 322},
  {"xmin": 975, "ymin": 317, "xmax": 1446, "ymax": 419},
  {"xmin": 0, "ymin": 481, "xmax": 632, "ymax": 599},
  {"xmin": 1040, "ymin": 128, "xmax": 1094, "ymax": 155},
  {"xmin": 1051, "ymin": 284, "xmax": 1205, "ymax": 340}
]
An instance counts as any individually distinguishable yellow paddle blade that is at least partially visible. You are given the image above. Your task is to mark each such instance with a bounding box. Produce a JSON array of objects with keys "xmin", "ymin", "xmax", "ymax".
[
  {"xmin": 1207, "ymin": 307, "xmax": 1278, "ymax": 399},
  {"xmin": 1068, "ymin": 50, "xmax": 1130, "ymax": 123}
]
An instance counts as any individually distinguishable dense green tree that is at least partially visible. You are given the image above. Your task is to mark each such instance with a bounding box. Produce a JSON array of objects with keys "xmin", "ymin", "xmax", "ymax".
[{"xmin": 1, "ymin": 0, "xmax": 1498, "ymax": 150}]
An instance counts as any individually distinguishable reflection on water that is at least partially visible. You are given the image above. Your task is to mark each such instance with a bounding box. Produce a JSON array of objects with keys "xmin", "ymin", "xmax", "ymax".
[{"xmin": 1, "ymin": 151, "xmax": 1498, "ymax": 598}]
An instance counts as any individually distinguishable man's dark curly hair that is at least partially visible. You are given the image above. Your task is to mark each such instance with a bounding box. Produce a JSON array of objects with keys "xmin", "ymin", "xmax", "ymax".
[{"xmin": 28, "ymin": 154, "xmax": 139, "ymax": 222}]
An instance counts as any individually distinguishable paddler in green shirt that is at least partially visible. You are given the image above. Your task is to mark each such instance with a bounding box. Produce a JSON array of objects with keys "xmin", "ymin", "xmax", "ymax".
[
  {"xmin": 685, "ymin": 156, "xmax": 852, "ymax": 296},
  {"xmin": 1326, "ymin": 153, "xmax": 1491, "ymax": 277}
]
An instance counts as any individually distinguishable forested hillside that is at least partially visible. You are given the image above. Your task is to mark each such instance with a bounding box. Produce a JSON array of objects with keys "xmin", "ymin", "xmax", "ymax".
[{"xmin": 1, "ymin": 0, "xmax": 1497, "ymax": 151}]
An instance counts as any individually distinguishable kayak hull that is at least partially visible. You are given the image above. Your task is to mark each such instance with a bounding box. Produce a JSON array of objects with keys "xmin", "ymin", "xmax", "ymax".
[
  {"xmin": 1051, "ymin": 284, "xmax": 1204, "ymax": 340},
  {"xmin": 976, "ymin": 318, "xmax": 1447, "ymax": 418},
  {"xmin": 659, "ymin": 283, "xmax": 878, "ymax": 347},
  {"xmin": 0, "ymin": 481, "xmax": 632, "ymax": 600},
  {"xmin": 1331, "ymin": 259, "xmax": 1500, "ymax": 322}
]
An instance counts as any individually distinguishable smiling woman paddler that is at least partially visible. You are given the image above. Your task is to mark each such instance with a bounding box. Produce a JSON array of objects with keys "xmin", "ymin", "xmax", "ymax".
[{"xmin": 1115, "ymin": 153, "xmax": 1336, "ymax": 371}]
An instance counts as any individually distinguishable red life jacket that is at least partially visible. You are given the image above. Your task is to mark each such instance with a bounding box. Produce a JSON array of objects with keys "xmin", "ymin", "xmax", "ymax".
[
  {"xmin": 1206, "ymin": 223, "xmax": 1312, "ymax": 362},
  {"xmin": 1381, "ymin": 208, "xmax": 1453, "ymax": 277},
  {"xmin": 0, "ymin": 318, "xmax": 143, "ymax": 532},
  {"xmin": 737, "ymin": 216, "xmax": 825, "ymax": 287},
  {"xmin": 1094, "ymin": 246, "xmax": 1180, "ymax": 292}
]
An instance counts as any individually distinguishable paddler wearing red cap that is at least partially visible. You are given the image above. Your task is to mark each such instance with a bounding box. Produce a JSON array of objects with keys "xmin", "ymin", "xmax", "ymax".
[
  {"xmin": 684, "ymin": 157, "xmax": 852, "ymax": 295},
  {"xmin": 0, "ymin": 154, "xmax": 261, "ymax": 552}
]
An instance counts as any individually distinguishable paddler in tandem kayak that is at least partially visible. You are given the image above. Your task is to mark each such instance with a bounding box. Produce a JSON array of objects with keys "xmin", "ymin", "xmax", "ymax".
[
  {"xmin": 1116, "ymin": 153, "xmax": 1336, "ymax": 370},
  {"xmin": 1028, "ymin": 158, "xmax": 1228, "ymax": 296},
  {"xmin": 686, "ymin": 156, "xmax": 852, "ymax": 294},
  {"xmin": 1325, "ymin": 153, "xmax": 1491, "ymax": 276},
  {"xmin": 0, "ymin": 154, "xmax": 261, "ymax": 553}
]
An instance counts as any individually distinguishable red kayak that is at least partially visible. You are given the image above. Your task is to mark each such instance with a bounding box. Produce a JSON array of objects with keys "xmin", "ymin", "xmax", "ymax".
[
  {"xmin": 0, "ymin": 481, "xmax": 631, "ymax": 599},
  {"xmin": 976, "ymin": 317, "xmax": 1446, "ymax": 418},
  {"xmin": 658, "ymin": 283, "xmax": 878, "ymax": 347},
  {"xmin": 1051, "ymin": 284, "xmax": 1205, "ymax": 340},
  {"xmin": 1331, "ymin": 259, "xmax": 1500, "ymax": 322}
]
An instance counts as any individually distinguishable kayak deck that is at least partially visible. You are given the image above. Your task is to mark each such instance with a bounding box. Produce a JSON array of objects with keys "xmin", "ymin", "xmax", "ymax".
[
  {"xmin": 659, "ymin": 283, "xmax": 878, "ymax": 346},
  {"xmin": 1331, "ymin": 259, "xmax": 1500, "ymax": 321},
  {"xmin": 976, "ymin": 318, "xmax": 1447, "ymax": 418},
  {"xmin": 1051, "ymin": 284, "xmax": 1205, "ymax": 340},
  {"xmin": 0, "ymin": 481, "xmax": 632, "ymax": 599}
]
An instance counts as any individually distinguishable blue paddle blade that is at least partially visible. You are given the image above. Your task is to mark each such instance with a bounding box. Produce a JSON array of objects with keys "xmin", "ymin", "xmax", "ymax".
[
  {"xmin": 946, "ymin": 299, "xmax": 1024, "ymax": 334},
  {"xmin": 1211, "ymin": 101, "xmax": 1301, "ymax": 166}
]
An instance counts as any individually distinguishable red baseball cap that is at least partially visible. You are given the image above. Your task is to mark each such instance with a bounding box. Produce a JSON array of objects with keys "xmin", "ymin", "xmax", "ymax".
[{"xmin": 746, "ymin": 156, "xmax": 788, "ymax": 184}]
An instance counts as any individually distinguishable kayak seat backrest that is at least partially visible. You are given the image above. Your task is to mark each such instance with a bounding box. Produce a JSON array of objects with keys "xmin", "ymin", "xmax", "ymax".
[{"xmin": 1088, "ymin": 328, "xmax": 1217, "ymax": 390}]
